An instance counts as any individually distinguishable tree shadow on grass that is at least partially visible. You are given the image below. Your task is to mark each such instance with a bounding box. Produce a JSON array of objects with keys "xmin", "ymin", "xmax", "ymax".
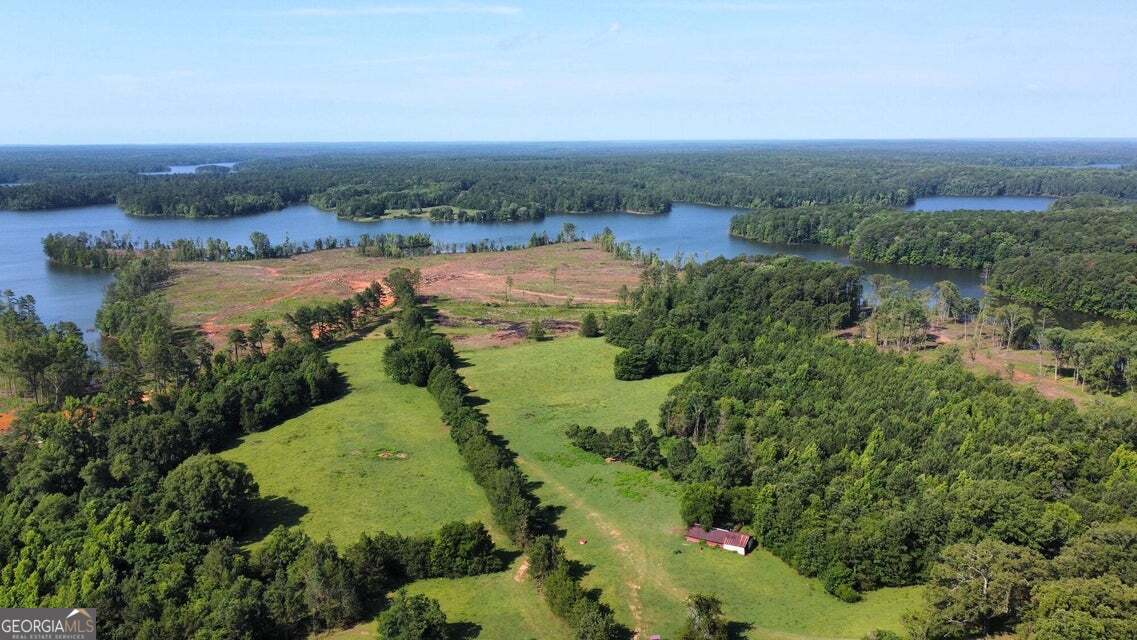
[
  {"xmin": 495, "ymin": 547, "xmax": 524, "ymax": 568},
  {"xmin": 326, "ymin": 320, "xmax": 388, "ymax": 348},
  {"xmin": 241, "ymin": 495, "xmax": 308, "ymax": 542},
  {"xmin": 446, "ymin": 620, "xmax": 482, "ymax": 639},
  {"xmin": 531, "ymin": 502, "xmax": 567, "ymax": 539},
  {"xmin": 727, "ymin": 620, "xmax": 754, "ymax": 640},
  {"xmin": 462, "ymin": 393, "xmax": 490, "ymax": 407}
]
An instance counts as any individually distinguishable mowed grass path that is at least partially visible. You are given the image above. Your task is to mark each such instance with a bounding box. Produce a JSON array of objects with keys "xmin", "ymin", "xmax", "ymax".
[
  {"xmin": 223, "ymin": 333, "xmax": 571, "ymax": 640},
  {"xmin": 460, "ymin": 336, "xmax": 923, "ymax": 640}
]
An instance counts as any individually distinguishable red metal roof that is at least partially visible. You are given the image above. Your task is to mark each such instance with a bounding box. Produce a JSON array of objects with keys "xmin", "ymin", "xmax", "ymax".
[{"xmin": 686, "ymin": 525, "xmax": 751, "ymax": 548}]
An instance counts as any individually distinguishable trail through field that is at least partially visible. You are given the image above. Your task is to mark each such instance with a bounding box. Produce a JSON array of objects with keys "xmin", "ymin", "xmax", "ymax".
[
  {"xmin": 518, "ymin": 456, "xmax": 858, "ymax": 640},
  {"xmin": 508, "ymin": 287, "xmax": 619, "ymax": 304},
  {"xmin": 517, "ymin": 455, "xmax": 678, "ymax": 635}
]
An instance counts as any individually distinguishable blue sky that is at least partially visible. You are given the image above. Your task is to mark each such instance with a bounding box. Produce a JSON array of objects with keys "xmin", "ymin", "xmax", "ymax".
[{"xmin": 3, "ymin": 1, "xmax": 1136, "ymax": 143}]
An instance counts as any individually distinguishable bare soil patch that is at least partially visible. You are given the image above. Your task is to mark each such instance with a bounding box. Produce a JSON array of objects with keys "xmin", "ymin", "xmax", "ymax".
[
  {"xmin": 169, "ymin": 243, "xmax": 639, "ymax": 340},
  {"xmin": 0, "ymin": 413, "xmax": 14, "ymax": 434},
  {"xmin": 843, "ymin": 320, "xmax": 1089, "ymax": 405}
]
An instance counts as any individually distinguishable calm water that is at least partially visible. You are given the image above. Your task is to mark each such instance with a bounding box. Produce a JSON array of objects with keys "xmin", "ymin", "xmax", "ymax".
[
  {"xmin": 140, "ymin": 162, "xmax": 239, "ymax": 175},
  {"xmin": 907, "ymin": 195, "xmax": 1055, "ymax": 212},
  {"xmin": 1, "ymin": 202, "xmax": 984, "ymax": 341}
]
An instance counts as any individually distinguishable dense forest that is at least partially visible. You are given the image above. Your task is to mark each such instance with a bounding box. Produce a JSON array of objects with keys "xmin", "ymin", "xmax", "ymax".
[
  {"xmin": 731, "ymin": 198, "xmax": 1137, "ymax": 320},
  {"xmin": 572, "ymin": 258, "xmax": 1137, "ymax": 639},
  {"xmin": 4, "ymin": 143, "xmax": 1137, "ymax": 220},
  {"xmin": 601, "ymin": 256, "xmax": 862, "ymax": 381}
]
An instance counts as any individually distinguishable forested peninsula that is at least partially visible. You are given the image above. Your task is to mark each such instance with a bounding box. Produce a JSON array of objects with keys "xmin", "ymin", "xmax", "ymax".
[{"xmin": 730, "ymin": 197, "xmax": 1137, "ymax": 320}]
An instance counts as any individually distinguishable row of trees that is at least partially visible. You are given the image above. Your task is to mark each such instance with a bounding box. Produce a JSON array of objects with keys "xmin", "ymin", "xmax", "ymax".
[
  {"xmin": 381, "ymin": 269, "xmax": 625, "ymax": 638},
  {"xmin": 43, "ymin": 230, "xmax": 359, "ymax": 269},
  {"xmin": 355, "ymin": 233, "xmax": 433, "ymax": 258},
  {"xmin": 42, "ymin": 225, "xmax": 599, "ymax": 273},
  {"xmin": 282, "ymin": 281, "xmax": 386, "ymax": 344}
]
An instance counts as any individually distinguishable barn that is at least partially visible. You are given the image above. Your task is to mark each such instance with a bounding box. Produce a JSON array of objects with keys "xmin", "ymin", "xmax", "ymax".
[{"xmin": 684, "ymin": 525, "xmax": 752, "ymax": 555}]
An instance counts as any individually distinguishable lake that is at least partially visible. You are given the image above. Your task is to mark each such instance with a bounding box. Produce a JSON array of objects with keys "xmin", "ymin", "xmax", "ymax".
[
  {"xmin": 907, "ymin": 195, "xmax": 1055, "ymax": 212},
  {"xmin": 140, "ymin": 162, "xmax": 239, "ymax": 175},
  {"xmin": 1, "ymin": 202, "xmax": 984, "ymax": 341}
]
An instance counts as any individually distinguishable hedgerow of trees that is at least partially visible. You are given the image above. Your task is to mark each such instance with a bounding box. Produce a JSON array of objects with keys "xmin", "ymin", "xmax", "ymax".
[{"xmin": 381, "ymin": 269, "xmax": 623, "ymax": 639}]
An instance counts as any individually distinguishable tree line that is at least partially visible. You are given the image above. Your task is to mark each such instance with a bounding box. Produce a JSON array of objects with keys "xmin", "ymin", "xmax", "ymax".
[
  {"xmin": 42, "ymin": 230, "xmax": 360, "ymax": 269},
  {"xmin": 42, "ymin": 225, "xmax": 593, "ymax": 273}
]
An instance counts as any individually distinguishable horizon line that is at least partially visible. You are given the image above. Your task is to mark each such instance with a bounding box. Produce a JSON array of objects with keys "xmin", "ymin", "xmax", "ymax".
[{"xmin": 4, "ymin": 136, "xmax": 1137, "ymax": 148}]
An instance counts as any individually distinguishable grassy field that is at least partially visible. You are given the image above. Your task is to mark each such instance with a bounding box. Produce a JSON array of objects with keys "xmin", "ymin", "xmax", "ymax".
[
  {"xmin": 221, "ymin": 332, "xmax": 493, "ymax": 543},
  {"xmin": 223, "ymin": 331, "xmax": 570, "ymax": 638},
  {"xmin": 459, "ymin": 335, "xmax": 923, "ymax": 640},
  {"xmin": 320, "ymin": 572, "xmax": 572, "ymax": 640}
]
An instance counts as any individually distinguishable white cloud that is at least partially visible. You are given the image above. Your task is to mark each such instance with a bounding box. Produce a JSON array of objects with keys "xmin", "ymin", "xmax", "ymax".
[{"xmin": 281, "ymin": 3, "xmax": 521, "ymax": 17}]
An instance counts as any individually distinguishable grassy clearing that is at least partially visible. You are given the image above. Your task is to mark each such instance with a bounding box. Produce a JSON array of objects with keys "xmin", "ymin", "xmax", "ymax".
[
  {"xmin": 222, "ymin": 332, "xmax": 492, "ymax": 543},
  {"xmin": 459, "ymin": 335, "xmax": 923, "ymax": 640},
  {"xmin": 223, "ymin": 331, "xmax": 568, "ymax": 639},
  {"xmin": 318, "ymin": 571, "xmax": 571, "ymax": 640}
]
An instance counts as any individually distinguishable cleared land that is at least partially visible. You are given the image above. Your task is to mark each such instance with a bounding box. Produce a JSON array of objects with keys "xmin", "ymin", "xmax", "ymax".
[
  {"xmin": 167, "ymin": 242, "xmax": 641, "ymax": 342},
  {"xmin": 459, "ymin": 336, "xmax": 922, "ymax": 640},
  {"xmin": 223, "ymin": 331, "xmax": 570, "ymax": 639},
  {"xmin": 221, "ymin": 332, "xmax": 492, "ymax": 543}
]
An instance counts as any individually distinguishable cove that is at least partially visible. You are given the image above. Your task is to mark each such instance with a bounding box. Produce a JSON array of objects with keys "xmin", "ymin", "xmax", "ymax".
[{"xmin": 1, "ymin": 203, "xmax": 982, "ymax": 341}]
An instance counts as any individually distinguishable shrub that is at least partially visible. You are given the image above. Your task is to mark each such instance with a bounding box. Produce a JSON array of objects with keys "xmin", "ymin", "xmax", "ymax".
[{"xmin": 579, "ymin": 312, "xmax": 600, "ymax": 338}]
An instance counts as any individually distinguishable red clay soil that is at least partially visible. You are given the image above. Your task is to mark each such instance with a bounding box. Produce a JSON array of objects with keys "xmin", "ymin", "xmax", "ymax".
[
  {"xmin": 929, "ymin": 326, "xmax": 1085, "ymax": 403},
  {"xmin": 0, "ymin": 413, "xmax": 15, "ymax": 434},
  {"xmin": 177, "ymin": 244, "xmax": 640, "ymax": 341}
]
